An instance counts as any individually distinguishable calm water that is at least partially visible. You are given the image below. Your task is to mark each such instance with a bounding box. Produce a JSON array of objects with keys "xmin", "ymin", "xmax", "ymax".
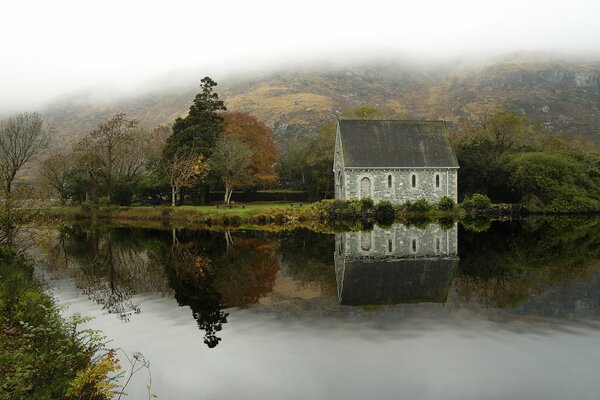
[{"xmin": 37, "ymin": 217, "xmax": 600, "ymax": 399}]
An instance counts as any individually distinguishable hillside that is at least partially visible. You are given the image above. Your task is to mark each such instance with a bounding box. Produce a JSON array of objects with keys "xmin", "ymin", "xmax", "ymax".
[{"xmin": 42, "ymin": 58, "xmax": 600, "ymax": 151}]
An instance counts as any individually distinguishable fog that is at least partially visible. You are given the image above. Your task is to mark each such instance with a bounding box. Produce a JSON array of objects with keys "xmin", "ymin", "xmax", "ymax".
[{"xmin": 1, "ymin": 0, "xmax": 600, "ymax": 115}]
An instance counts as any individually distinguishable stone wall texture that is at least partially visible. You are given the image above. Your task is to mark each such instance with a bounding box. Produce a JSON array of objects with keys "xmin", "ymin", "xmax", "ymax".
[{"xmin": 335, "ymin": 168, "xmax": 458, "ymax": 204}]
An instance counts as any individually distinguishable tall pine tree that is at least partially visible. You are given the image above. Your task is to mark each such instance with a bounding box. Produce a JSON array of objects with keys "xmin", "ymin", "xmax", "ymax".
[
  {"xmin": 164, "ymin": 77, "xmax": 227, "ymax": 159},
  {"xmin": 163, "ymin": 77, "xmax": 227, "ymax": 204}
]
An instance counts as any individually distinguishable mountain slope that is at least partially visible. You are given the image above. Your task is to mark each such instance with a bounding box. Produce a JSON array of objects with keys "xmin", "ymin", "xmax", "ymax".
[{"xmin": 42, "ymin": 58, "xmax": 600, "ymax": 151}]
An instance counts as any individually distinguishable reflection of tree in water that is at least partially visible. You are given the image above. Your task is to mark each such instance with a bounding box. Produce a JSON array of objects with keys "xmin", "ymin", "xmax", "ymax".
[
  {"xmin": 158, "ymin": 229, "xmax": 280, "ymax": 348},
  {"xmin": 44, "ymin": 225, "xmax": 173, "ymax": 321},
  {"xmin": 455, "ymin": 217, "xmax": 600, "ymax": 309},
  {"xmin": 80, "ymin": 236, "xmax": 142, "ymax": 321},
  {"xmin": 165, "ymin": 238, "xmax": 228, "ymax": 348}
]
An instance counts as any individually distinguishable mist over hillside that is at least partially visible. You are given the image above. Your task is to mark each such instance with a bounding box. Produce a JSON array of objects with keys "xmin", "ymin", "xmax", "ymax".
[{"xmin": 41, "ymin": 55, "xmax": 600, "ymax": 152}]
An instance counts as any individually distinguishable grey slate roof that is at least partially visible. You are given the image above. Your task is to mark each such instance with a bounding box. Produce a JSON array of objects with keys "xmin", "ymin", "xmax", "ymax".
[
  {"xmin": 339, "ymin": 120, "xmax": 459, "ymax": 168},
  {"xmin": 339, "ymin": 257, "xmax": 458, "ymax": 305}
]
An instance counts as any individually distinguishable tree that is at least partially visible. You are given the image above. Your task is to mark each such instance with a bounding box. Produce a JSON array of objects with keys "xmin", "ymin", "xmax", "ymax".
[
  {"xmin": 452, "ymin": 110, "xmax": 527, "ymax": 201},
  {"xmin": 0, "ymin": 112, "xmax": 51, "ymax": 194},
  {"xmin": 210, "ymin": 135, "xmax": 252, "ymax": 204},
  {"xmin": 485, "ymin": 110, "xmax": 525, "ymax": 155},
  {"xmin": 221, "ymin": 112, "xmax": 277, "ymax": 186},
  {"xmin": 163, "ymin": 153, "xmax": 210, "ymax": 207},
  {"xmin": 277, "ymin": 120, "xmax": 336, "ymax": 200},
  {"xmin": 85, "ymin": 113, "xmax": 138, "ymax": 202},
  {"xmin": 0, "ymin": 112, "xmax": 51, "ymax": 255},
  {"xmin": 164, "ymin": 77, "xmax": 226, "ymax": 159},
  {"xmin": 39, "ymin": 153, "xmax": 73, "ymax": 204}
]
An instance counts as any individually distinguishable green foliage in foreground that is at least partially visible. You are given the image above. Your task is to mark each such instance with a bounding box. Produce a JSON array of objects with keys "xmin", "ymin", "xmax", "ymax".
[{"xmin": 0, "ymin": 259, "xmax": 110, "ymax": 400}]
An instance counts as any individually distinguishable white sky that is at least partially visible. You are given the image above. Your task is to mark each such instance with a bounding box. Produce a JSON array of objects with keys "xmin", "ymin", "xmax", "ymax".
[{"xmin": 1, "ymin": 0, "xmax": 599, "ymax": 114}]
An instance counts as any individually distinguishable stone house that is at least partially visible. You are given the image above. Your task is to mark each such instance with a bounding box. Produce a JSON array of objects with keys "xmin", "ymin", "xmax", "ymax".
[{"xmin": 333, "ymin": 120, "xmax": 459, "ymax": 203}]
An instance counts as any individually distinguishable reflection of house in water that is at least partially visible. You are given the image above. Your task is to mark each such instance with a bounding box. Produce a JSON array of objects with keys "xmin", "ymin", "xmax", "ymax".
[{"xmin": 334, "ymin": 224, "xmax": 459, "ymax": 305}]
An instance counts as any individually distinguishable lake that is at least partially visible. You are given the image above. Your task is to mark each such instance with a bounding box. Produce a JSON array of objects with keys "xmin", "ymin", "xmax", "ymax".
[{"xmin": 37, "ymin": 217, "xmax": 600, "ymax": 399}]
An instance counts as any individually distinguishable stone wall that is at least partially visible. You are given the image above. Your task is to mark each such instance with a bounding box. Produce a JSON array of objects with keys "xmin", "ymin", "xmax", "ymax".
[{"xmin": 338, "ymin": 168, "xmax": 458, "ymax": 204}]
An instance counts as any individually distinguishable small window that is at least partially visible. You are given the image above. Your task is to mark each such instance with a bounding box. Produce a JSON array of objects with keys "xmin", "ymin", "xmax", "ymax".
[
  {"xmin": 435, "ymin": 174, "xmax": 440, "ymax": 188},
  {"xmin": 388, "ymin": 175, "xmax": 392, "ymax": 188},
  {"xmin": 411, "ymin": 239, "xmax": 417, "ymax": 253},
  {"xmin": 388, "ymin": 239, "xmax": 393, "ymax": 253},
  {"xmin": 436, "ymin": 237, "xmax": 440, "ymax": 253},
  {"xmin": 411, "ymin": 174, "xmax": 416, "ymax": 188}
]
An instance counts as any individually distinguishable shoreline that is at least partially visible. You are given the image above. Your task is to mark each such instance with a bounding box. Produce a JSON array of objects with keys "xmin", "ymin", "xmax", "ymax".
[{"xmin": 38, "ymin": 201, "xmax": 600, "ymax": 232}]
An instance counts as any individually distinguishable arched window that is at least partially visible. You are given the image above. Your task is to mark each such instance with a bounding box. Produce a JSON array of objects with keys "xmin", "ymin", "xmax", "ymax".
[
  {"xmin": 388, "ymin": 175, "xmax": 392, "ymax": 188},
  {"xmin": 411, "ymin": 239, "xmax": 418, "ymax": 253},
  {"xmin": 388, "ymin": 239, "xmax": 393, "ymax": 253},
  {"xmin": 435, "ymin": 174, "xmax": 440, "ymax": 188},
  {"xmin": 360, "ymin": 177, "xmax": 371, "ymax": 198},
  {"xmin": 360, "ymin": 232, "xmax": 372, "ymax": 251},
  {"xmin": 411, "ymin": 174, "xmax": 417, "ymax": 188}
]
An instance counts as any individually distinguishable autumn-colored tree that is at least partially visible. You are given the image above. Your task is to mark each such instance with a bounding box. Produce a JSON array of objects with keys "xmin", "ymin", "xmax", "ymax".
[
  {"xmin": 163, "ymin": 153, "xmax": 210, "ymax": 206},
  {"xmin": 221, "ymin": 112, "xmax": 278, "ymax": 185}
]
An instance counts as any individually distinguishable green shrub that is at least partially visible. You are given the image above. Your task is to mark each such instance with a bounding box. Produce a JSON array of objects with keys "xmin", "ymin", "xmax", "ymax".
[
  {"xmin": 112, "ymin": 180, "xmax": 136, "ymax": 206},
  {"xmin": 406, "ymin": 198, "xmax": 431, "ymax": 212},
  {"xmin": 314, "ymin": 199, "xmax": 361, "ymax": 220},
  {"xmin": 360, "ymin": 197, "xmax": 374, "ymax": 211},
  {"xmin": 437, "ymin": 196, "xmax": 455, "ymax": 211},
  {"xmin": 462, "ymin": 193, "xmax": 492, "ymax": 211},
  {"xmin": 13, "ymin": 289, "xmax": 55, "ymax": 328},
  {"xmin": 375, "ymin": 200, "xmax": 395, "ymax": 224}
]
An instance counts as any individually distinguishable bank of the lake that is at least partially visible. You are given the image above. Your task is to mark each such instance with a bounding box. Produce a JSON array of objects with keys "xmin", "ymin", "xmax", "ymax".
[
  {"xmin": 0, "ymin": 258, "xmax": 115, "ymax": 400},
  {"xmin": 43, "ymin": 200, "xmax": 468, "ymax": 229}
]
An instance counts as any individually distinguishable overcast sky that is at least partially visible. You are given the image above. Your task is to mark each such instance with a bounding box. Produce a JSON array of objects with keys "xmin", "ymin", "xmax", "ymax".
[{"xmin": 1, "ymin": 0, "xmax": 599, "ymax": 114}]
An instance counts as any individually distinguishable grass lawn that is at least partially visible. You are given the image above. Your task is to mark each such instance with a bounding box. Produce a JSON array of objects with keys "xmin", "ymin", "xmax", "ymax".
[
  {"xmin": 174, "ymin": 202, "xmax": 306, "ymax": 216},
  {"xmin": 44, "ymin": 202, "xmax": 312, "ymax": 223}
]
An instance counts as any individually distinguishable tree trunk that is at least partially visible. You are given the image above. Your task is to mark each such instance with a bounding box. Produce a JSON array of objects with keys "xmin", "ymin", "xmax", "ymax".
[
  {"xmin": 223, "ymin": 186, "xmax": 229, "ymax": 205},
  {"xmin": 171, "ymin": 185, "xmax": 176, "ymax": 207}
]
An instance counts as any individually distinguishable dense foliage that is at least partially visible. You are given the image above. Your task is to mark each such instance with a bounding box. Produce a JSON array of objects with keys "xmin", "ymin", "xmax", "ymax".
[
  {"xmin": 452, "ymin": 110, "xmax": 600, "ymax": 211},
  {"xmin": 0, "ymin": 261, "xmax": 110, "ymax": 399}
]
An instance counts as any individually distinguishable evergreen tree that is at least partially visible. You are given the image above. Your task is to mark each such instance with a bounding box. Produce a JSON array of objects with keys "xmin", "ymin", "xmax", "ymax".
[{"xmin": 163, "ymin": 77, "xmax": 227, "ymax": 159}]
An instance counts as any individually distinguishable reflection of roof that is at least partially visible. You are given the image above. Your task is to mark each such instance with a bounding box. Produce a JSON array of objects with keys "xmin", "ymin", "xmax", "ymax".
[
  {"xmin": 339, "ymin": 257, "xmax": 458, "ymax": 305},
  {"xmin": 339, "ymin": 120, "xmax": 459, "ymax": 168}
]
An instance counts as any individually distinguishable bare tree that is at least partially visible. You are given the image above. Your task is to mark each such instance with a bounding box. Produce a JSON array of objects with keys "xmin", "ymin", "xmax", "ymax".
[
  {"xmin": 0, "ymin": 112, "xmax": 51, "ymax": 194},
  {"xmin": 89, "ymin": 113, "xmax": 138, "ymax": 202},
  {"xmin": 162, "ymin": 153, "xmax": 209, "ymax": 206},
  {"xmin": 39, "ymin": 153, "xmax": 73, "ymax": 204},
  {"xmin": 210, "ymin": 134, "xmax": 252, "ymax": 204}
]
